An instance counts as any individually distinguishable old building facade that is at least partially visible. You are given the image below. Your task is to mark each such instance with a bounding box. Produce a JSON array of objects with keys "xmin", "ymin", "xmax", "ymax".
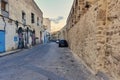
[
  {"xmin": 42, "ymin": 18, "xmax": 51, "ymax": 43},
  {"xmin": 58, "ymin": 25, "xmax": 68, "ymax": 40},
  {"xmin": 43, "ymin": 18, "xmax": 51, "ymax": 32},
  {"xmin": 61, "ymin": 0, "xmax": 120, "ymax": 80},
  {"xmin": 0, "ymin": 0, "xmax": 43, "ymax": 52}
]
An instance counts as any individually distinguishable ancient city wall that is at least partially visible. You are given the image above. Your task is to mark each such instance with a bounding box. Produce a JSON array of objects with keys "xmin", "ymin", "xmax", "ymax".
[{"xmin": 66, "ymin": 0, "xmax": 120, "ymax": 80}]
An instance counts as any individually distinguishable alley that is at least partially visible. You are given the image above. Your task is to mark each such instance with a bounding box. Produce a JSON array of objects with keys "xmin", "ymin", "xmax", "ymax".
[{"xmin": 0, "ymin": 42, "xmax": 98, "ymax": 80}]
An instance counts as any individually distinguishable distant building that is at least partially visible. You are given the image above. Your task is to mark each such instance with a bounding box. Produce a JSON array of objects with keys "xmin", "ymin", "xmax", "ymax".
[
  {"xmin": 42, "ymin": 18, "xmax": 51, "ymax": 43},
  {"xmin": 43, "ymin": 18, "xmax": 51, "ymax": 32},
  {"xmin": 0, "ymin": 0, "xmax": 43, "ymax": 52}
]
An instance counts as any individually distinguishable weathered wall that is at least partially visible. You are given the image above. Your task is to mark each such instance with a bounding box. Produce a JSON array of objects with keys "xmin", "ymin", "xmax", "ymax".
[
  {"xmin": 67, "ymin": 2, "xmax": 98, "ymax": 73},
  {"xmin": 8, "ymin": 0, "xmax": 43, "ymax": 44},
  {"xmin": 9, "ymin": 0, "xmax": 43, "ymax": 25},
  {"xmin": 59, "ymin": 26, "xmax": 68, "ymax": 40},
  {"xmin": 5, "ymin": 18, "xmax": 18, "ymax": 51},
  {"xmin": 65, "ymin": 0, "xmax": 120, "ymax": 80},
  {"xmin": 0, "ymin": 16, "xmax": 18, "ymax": 51},
  {"xmin": 0, "ymin": 0, "xmax": 43, "ymax": 51},
  {"xmin": 104, "ymin": 0, "xmax": 120, "ymax": 79}
]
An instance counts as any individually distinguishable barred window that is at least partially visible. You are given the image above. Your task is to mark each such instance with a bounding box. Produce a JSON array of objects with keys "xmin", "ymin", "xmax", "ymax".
[{"xmin": 31, "ymin": 13, "xmax": 35, "ymax": 23}]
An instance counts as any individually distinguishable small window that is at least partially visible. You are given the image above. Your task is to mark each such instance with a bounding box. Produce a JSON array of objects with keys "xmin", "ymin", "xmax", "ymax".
[
  {"xmin": 31, "ymin": 13, "xmax": 35, "ymax": 23},
  {"xmin": 1, "ymin": 0, "xmax": 8, "ymax": 11},
  {"xmin": 37, "ymin": 17, "xmax": 39, "ymax": 26},
  {"xmin": 22, "ymin": 11, "xmax": 26, "ymax": 20},
  {"xmin": 22, "ymin": 11, "xmax": 26, "ymax": 25}
]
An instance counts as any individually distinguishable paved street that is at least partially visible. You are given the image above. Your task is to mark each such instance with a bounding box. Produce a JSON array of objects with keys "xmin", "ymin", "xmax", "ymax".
[{"xmin": 0, "ymin": 42, "xmax": 99, "ymax": 80}]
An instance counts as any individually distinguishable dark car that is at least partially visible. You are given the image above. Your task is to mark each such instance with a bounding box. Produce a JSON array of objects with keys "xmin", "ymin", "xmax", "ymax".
[{"xmin": 59, "ymin": 40, "xmax": 68, "ymax": 47}]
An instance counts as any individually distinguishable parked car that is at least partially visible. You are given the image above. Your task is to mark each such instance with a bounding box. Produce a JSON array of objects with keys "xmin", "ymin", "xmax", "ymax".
[
  {"xmin": 56, "ymin": 39, "xmax": 60, "ymax": 43},
  {"xmin": 56, "ymin": 40, "xmax": 59, "ymax": 43},
  {"xmin": 59, "ymin": 40, "xmax": 68, "ymax": 47},
  {"xmin": 50, "ymin": 40, "xmax": 56, "ymax": 42}
]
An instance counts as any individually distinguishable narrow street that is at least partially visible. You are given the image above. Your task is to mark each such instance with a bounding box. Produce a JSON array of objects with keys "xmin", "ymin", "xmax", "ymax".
[{"xmin": 0, "ymin": 42, "xmax": 98, "ymax": 80}]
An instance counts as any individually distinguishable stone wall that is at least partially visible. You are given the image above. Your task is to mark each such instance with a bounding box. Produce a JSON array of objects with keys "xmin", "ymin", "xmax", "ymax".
[
  {"xmin": 105, "ymin": 0, "xmax": 120, "ymax": 79},
  {"xmin": 65, "ymin": 0, "xmax": 120, "ymax": 80}
]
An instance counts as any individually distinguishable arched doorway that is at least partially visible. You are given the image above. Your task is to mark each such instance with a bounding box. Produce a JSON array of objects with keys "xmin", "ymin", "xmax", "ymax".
[{"xmin": 18, "ymin": 27, "xmax": 24, "ymax": 49}]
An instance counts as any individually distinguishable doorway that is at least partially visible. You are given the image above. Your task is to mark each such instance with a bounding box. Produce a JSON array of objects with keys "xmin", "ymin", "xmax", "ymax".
[{"xmin": 0, "ymin": 30, "xmax": 5, "ymax": 52}]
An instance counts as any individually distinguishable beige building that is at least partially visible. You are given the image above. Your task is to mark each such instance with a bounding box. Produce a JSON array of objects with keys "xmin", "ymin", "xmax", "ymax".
[
  {"xmin": 61, "ymin": 0, "xmax": 120, "ymax": 80},
  {"xmin": 43, "ymin": 18, "xmax": 51, "ymax": 32},
  {"xmin": 0, "ymin": 0, "xmax": 43, "ymax": 52},
  {"xmin": 59, "ymin": 25, "xmax": 68, "ymax": 40},
  {"xmin": 8, "ymin": 0, "xmax": 43, "ymax": 44},
  {"xmin": 42, "ymin": 18, "xmax": 51, "ymax": 43}
]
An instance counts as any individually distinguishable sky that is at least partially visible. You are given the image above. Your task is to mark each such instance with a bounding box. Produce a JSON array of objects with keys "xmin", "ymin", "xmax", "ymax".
[{"xmin": 34, "ymin": 0, "xmax": 73, "ymax": 32}]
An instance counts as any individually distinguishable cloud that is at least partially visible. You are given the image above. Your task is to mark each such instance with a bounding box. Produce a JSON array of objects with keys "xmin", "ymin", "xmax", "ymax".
[{"xmin": 50, "ymin": 16, "xmax": 64, "ymax": 24}]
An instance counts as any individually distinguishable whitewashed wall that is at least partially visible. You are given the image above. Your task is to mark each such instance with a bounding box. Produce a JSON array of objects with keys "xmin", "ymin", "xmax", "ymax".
[{"xmin": 5, "ymin": 18, "xmax": 18, "ymax": 51}]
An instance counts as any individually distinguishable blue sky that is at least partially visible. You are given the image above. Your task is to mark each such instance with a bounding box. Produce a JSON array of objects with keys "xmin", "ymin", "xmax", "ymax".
[{"xmin": 34, "ymin": 0, "xmax": 73, "ymax": 32}]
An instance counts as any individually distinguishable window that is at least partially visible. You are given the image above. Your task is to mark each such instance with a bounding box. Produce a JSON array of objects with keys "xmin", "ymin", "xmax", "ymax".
[
  {"xmin": 37, "ymin": 17, "xmax": 39, "ymax": 26},
  {"xmin": 1, "ymin": 0, "xmax": 9, "ymax": 17},
  {"xmin": 22, "ymin": 11, "xmax": 26, "ymax": 25},
  {"xmin": 22, "ymin": 11, "xmax": 26, "ymax": 20},
  {"xmin": 1, "ymin": 0, "xmax": 8, "ymax": 11},
  {"xmin": 31, "ymin": 13, "xmax": 35, "ymax": 23}
]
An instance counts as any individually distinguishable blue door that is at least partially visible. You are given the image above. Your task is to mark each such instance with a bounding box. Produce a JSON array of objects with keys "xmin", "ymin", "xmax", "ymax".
[{"xmin": 0, "ymin": 31, "xmax": 5, "ymax": 53}]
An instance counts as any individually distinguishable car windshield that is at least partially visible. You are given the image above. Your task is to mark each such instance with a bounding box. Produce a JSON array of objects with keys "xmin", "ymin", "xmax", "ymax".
[{"xmin": 60, "ymin": 40, "xmax": 65, "ymax": 43}]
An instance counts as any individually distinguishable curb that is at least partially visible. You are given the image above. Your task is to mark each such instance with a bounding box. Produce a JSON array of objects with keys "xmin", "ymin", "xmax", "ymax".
[
  {"xmin": 0, "ymin": 49, "xmax": 22, "ymax": 57},
  {"xmin": 0, "ymin": 44, "xmax": 42, "ymax": 57}
]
